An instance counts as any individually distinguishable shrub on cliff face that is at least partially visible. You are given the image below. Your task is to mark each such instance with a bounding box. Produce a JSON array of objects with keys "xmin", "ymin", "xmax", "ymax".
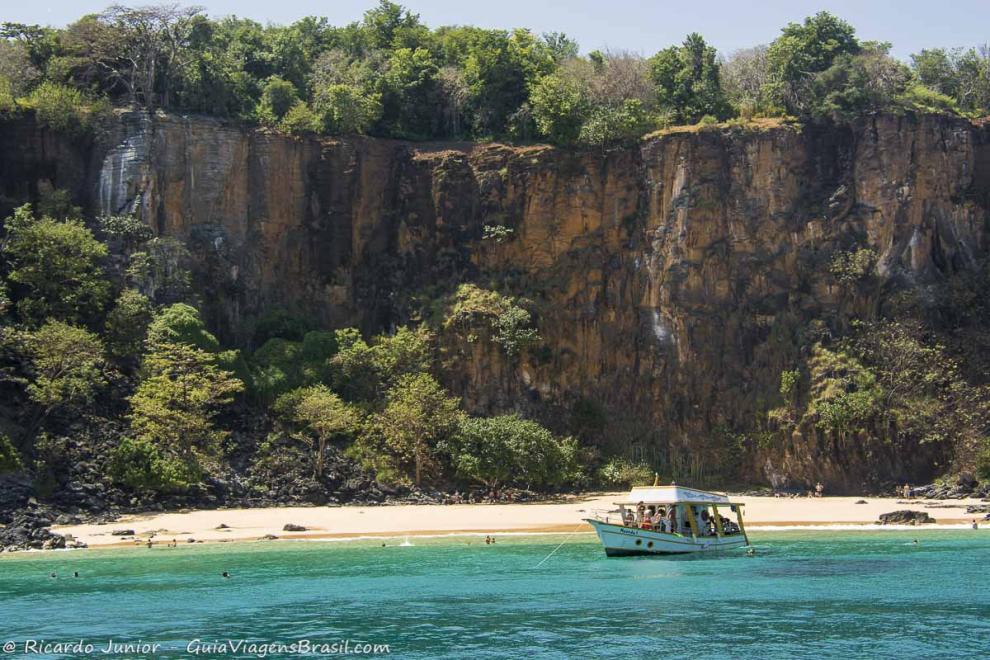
[
  {"xmin": 830, "ymin": 248, "xmax": 877, "ymax": 286},
  {"xmin": 2, "ymin": 204, "xmax": 110, "ymax": 325},
  {"xmin": 597, "ymin": 457, "xmax": 653, "ymax": 488},
  {"xmin": 806, "ymin": 345, "xmax": 881, "ymax": 434},
  {"xmin": 443, "ymin": 284, "xmax": 539, "ymax": 357},
  {"xmin": 125, "ymin": 237, "xmax": 193, "ymax": 305},
  {"xmin": 770, "ymin": 321, "xmax": 990, "ymax": 476}
]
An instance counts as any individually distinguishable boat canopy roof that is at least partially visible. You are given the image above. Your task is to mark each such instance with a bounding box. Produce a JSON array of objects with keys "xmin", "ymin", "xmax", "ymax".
[{"xmin": 614, "ymin": 485, "xmax": 742, "ymax": 506}]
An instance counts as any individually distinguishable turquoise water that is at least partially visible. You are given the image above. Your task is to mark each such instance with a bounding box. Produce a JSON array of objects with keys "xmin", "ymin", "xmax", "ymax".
[{"xmin": 1, "ymin": 530, "xmax": 989, "ymax": 658}]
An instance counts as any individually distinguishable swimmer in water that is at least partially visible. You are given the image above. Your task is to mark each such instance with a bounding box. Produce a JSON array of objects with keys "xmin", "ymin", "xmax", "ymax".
[
  {"xmin": 222, "ymin": 571, "xmax": 230, "ymax": 578},
  {"xmin": 73, "ymin": 571, "xmax": 79, "ymax": 578},
  {"xmin": 49, "ymin": 572, "xmax": 56, "ymax": 579}
]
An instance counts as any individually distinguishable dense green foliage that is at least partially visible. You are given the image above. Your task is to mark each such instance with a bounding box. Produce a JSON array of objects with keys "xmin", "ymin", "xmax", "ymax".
[
  {"xmin": 597, "ymin": 457, "xmax": 654, "ymax": 488},
  {"xmin": 351, "ymin": 373, "xmax": 463, "ymax": 486},
  {"xmin": 443, "ymin": 284, "xmax": 538, "ymax": 356},
  {"xmin": 2, "ymin": 4, "xmax": 985, "ymax": 147},
  {"xmin": 767, "ymin": 320, "xmax": 990, "ymax": 474},
  {"xmin": 0, "ymin": 194, "xmax": 584, "ymax": 497},
  {"xmin": 449, "ymin": 414, "xmax": 581, "ymax": 488},
  {"xmin": 25, "ymin": 320, "xmax": 105, "ymax": 418},
  {"xmin": 1, "ymin": 204, "xmax": 110, "ymax": 325}
]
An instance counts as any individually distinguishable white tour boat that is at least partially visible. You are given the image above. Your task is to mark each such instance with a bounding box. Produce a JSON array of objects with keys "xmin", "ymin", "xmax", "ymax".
[{"xmin": 585, "ymin": 484, "xmax": 750, "ymax": 556}]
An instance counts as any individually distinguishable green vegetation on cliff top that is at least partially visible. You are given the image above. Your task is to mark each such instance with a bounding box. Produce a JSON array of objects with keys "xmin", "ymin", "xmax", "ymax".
[{"xmin": 0, "ymin": 5, "xmax": 987, "ymax": 146}]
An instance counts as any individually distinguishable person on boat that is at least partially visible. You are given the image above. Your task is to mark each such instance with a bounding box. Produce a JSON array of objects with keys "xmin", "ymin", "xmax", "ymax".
[
  {"xmin": 654, "ymin": 507, "xmax": 666, "ymax": 532},
  {"xmin": 651, "ymin": 508, "xmax": 665, "ymax": 532},
  {"xmin": 623, "ymin": 510, "xmax": 635, "ymax": 527},
  {"xmin": 636, "ymin": 501, "xmax": 646, "ymax": 524},
  {"xmin": 700, "ymin": 509, "xmax": 711, "ymax": 535},
  {"xmin": 667, "ymin": 507, "xmax": 678, "ymax": 534}
]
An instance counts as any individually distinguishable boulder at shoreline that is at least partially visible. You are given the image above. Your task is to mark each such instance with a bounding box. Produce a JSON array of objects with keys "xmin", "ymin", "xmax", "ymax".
[{"xmin": 878, "ymin": 510, "xmax": 935, "ymax": 525}]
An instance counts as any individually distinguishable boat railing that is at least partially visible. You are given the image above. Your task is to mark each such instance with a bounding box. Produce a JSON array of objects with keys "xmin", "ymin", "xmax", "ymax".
[{"xmin": 586, "ymin": 508, "xmax": 621, "ymax": 524}]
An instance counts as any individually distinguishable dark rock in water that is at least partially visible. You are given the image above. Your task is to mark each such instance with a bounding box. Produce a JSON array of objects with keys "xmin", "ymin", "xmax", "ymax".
[
  {"xmin": 186, "ymin": 538, "xmax": 196, "ymax": 543},
  {"xmin": 878, "ymin": 510, "xmax": 935, "ymax": 525},
  {"xmin": 966, "ymin": 504, "xmax": 990, "ymax": 514},
  {"xmin": 282, "ymin": 523, "xmax": 307, "ymax": 532},
  {"xmin": 111, "ymin": 529, "xmax": 136, "ymax": 536},
  {"xmin": 215, "ymin": 523, "xmax": 230, "ymax": 529},
  {"xmin": 855, "ymin": 500, "xmax": 868, "ymax": 504},
  {"xmin": 260, "ymin": 534, "xmax": 279, "ymax": 540}
]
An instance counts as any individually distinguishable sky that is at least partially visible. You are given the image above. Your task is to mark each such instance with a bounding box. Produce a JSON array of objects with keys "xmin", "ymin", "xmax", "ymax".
[{"xmin": 4, "ymin": 0, "xmax": 988, "ymax": 60}]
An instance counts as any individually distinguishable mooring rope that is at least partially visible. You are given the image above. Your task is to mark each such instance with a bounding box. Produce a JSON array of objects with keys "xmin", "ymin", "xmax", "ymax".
[{"xmin": 533, "ymin": 523, "xmax": 588, "ymax": 568}]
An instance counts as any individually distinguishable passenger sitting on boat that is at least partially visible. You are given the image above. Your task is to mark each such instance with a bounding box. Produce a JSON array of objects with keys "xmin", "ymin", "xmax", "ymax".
[
  {"xmin": 651, "ymin": 509, "xmax": 664, "ymax": 531},
  {"xmin": 668, "ymin": 507, "xmax": 677, "ymax": 533},
  {"xmin": 623, "ymin": 510, "xmax": 635, "ymax": 527}
]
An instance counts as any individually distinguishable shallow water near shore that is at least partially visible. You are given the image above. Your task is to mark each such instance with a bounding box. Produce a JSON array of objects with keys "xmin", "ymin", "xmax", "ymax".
[{"xmin": 2, "ymin": 529, "xmax": 988, "ymax": 658}]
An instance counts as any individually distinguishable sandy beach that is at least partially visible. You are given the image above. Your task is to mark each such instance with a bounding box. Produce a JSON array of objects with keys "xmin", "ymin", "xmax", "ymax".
[{"xmin": 51, "ymin": 494, "xmax": 989, "ymax": 548}]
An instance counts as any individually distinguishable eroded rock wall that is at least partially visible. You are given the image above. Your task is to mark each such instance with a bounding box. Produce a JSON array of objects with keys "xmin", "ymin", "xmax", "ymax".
[{"xmin": 3, "ymin": 111, "xmax": 987, "ymax": 491}]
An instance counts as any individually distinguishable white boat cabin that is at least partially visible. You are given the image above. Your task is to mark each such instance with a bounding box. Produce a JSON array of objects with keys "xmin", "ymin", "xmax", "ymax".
[{"xmin": 610, "ymin": 486, "xmax": 746, "ymax": 538}]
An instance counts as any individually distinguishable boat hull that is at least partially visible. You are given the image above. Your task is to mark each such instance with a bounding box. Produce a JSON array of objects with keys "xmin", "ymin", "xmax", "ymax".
[{"xmin": 586, "ymin": 519, "xmax": 747, "ymax": 556}]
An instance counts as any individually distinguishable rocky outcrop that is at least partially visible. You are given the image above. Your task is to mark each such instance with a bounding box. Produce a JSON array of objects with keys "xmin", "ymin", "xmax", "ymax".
[
  {"xmin": 878, "ymin": 510, "xmax": 935, "ymax": 525},
  {"xmin": 0, "ymin": 503, "xmax": 72, "ymax": 552},
  {"xmin": 2, "ymin": 111, "xmax": 988, "ymax": 493}
]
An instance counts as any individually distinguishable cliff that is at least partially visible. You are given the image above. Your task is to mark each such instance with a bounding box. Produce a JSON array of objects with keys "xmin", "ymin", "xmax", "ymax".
[{"xmin": 2, "ymin": 111, "xmax": 988, "ymax": 492}]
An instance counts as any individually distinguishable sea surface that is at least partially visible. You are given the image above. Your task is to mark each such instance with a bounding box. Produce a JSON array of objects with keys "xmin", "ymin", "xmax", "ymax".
[{"xmin": 1, "ymin": 529, "xmax": 988, "ymax": 659}]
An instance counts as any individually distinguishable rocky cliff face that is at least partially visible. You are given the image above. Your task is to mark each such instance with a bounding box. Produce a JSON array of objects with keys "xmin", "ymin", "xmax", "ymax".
[{"xmin": 3, "ymin": 111, "xmax": 987, "ymax": 492}]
